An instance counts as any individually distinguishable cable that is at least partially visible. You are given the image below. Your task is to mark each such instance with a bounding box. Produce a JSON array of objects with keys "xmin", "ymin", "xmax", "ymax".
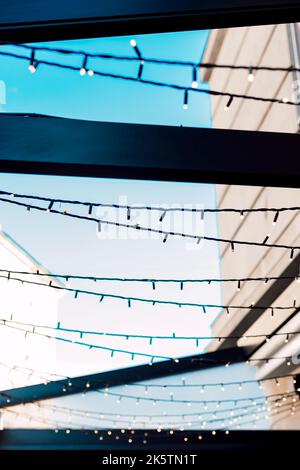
[
  {"xmin": 0, "ymin": 361, "xmax": 67, "ymax": 383},
  {"xmin": 1, "ymin": 403, "xmax": 284, "ymax": 431},
  {"xmin": 3, "ymin": 190, "xmax": 300, "ymax": 216},
  {"xmin": 0, "ymin": 356, "xmax": 297, "ymax": 398},
  {"xmin": 0, "ymin": 196, "xmax": 299, "ymax": 252},
  {"xmin": 27, "ymin": 397, "xmax": 297, "ymax": 428},
  {"xmin": 130, "ymin": 374, "xmax": 297, "ymax": 389},
  {"xmin": 96, "ymin": 389, "xmax": 296, "ymax": 405},
  {"xmin": 35, "ymin": 392, "xmax": 298, "ymax": 422},
  {"xmin": 2, "ymin": 273, "xmax": 300, "ymax": 312},
  {"xmin": 0, "ymin": 318, "xmax": 299, "ymax": 344},
  {"xmin": 34, "ymin": 399, "xmax": 281, "ymax": 420},
  {"xmin": 5, "ymin": 41, "xmax": 300, "ymax": 74},
  {"xmin": 0, "ymin": 321, "xmax": 173, "ymax": 363},
  {"xmin": 0, "ymin": 354, "xmax": 297, "ymax": 396},
  {"xmin": 0, "ymin": 320, "xmax": 296, "ymax": 366},
  {"xmin": 0, "ymin": 267, "xmax": 299, "ymax": 287},
  {"xmin": 219, "ymin": 403, "xmax": 299, "ymax": 431},
  {"xmin": 0, "ymin": 49, "xmax": 296, "ymax": 107},
  {"xmin": 3, "ymin": 391, "xmax": 297, "ymax": 429}
]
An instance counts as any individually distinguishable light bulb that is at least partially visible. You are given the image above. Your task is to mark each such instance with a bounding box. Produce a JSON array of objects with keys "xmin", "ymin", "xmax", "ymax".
[{"xmin": 28, "ymin": 64, "xmax": 36, "ymax": 74}]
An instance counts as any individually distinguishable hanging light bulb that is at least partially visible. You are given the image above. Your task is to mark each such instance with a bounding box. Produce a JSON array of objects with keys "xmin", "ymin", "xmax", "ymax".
[
  {"xmin": 285, "ymin": 334, "xmax": 289, "ymax": 343},
  {"xmin": 183, "ymin": 89, "xmax": 188, "ymax": 110},
  {"xmin": 80, "ymin": 55, "xmax": 88, "ymax": 76},
  {"xmin": 224, "ymin": 95, "xmax": 234, "ymax": 111},
  {"xmin": 28, "ymin": 50, "xmax": 38, "ymax": 73},
  {"xmin": 248, "ymin": 66, "xmax": 255, "ymax": 83},
  {"xmin": 191, "ymin": 66, "xmax": 198, "ymax": 88}
]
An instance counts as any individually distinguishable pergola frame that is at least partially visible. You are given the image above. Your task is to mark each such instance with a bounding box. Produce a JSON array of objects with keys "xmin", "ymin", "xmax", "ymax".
[
  {"xmin": 0, "ymin": 0, "xmax": 300, "ymax": 455},
  {"xmin": 0, "ymin": 1, "xmax": 300, "ymax": 42}
]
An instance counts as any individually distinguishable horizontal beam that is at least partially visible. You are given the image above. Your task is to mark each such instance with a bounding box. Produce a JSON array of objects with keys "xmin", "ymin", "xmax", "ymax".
[
  {"xmin": 1, "ymin": 114, "xmax": 300, "ymax": 187},
  {"xmin": 0, "ymin": 348, "xmax": 247, "ymax": 407},
  {"xmin": 1, "ymin": 1, "xmax": 300, "ymax": 42},
  {"xmin": 0, "ymin": 430, "xmax": 299, "ymax": 453}
]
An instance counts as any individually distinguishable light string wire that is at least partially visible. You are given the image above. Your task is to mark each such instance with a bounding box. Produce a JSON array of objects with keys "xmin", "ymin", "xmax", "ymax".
[
  {"xmin": 0, "ymin": 361, "xmax": 68, "ymax": 383},
  {"xmin": 0, "ymin": 356, "xmax": 297, "ymax": 395},
  {"xmin": 0, "ymin": 267, "xmax": 300, "ymax": 287},
  {"xmin": 4, "ymin": 394, "xmax": 297, "ymax": 431},
  {"xmin": 61, "ymin": 399, "xmax": 300, "ymax": 428},
  {"xmin": 0, "ymin": 320, "xmax": 173, "ymax": 362},
  {"xmin": 5, "ymin": 41, "xmax": 300, "ymax": 74},
  {"xmin": 0, "ymin": 196, "xmax": 299, "ymax": 253},
  {"xmin": 0, "ymin": 319, "xmax": 297, "ymax": 366},
  {"xmin": 2, "ymin": 387, "xmax": 298, "ymax": 427},
  {"xmin": 0, "ymin": 49, "xmax": 296, "ymax": 107},
  {"xmin": 95, "ymin": 389, "xmax": 297, "ymax": 405},
  {"xmin": 3, "ymin": 190, "xmax": 300, "ymax": 216},
  {"xmin": 31, "ymin": 392, "xmax": 299, "ymax": 424},
  {"xmin": 218, "ymin": 401, "xmax": 300, "ymax": 431},
  {"xmin": 0, "ymin": 364, "xmax": 296, "ymax": 413},
  {"xmin": 22, "ymin": 396, "xmax": 298, "ymax": 429},
  {"xmin": 2, "ymin": 273, "xmax": 300, "ymax": 312},
  {"xmin": 1, "ymin": 317, "xmax": 299, "ymax": 345}
]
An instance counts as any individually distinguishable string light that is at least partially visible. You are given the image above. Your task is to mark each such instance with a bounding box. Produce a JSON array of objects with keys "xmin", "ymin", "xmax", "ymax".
[
  {"xmin": 37, "ymin": 396, "xmax": 292, "ymax": 422},
  {"xmin": 8, "ymin": 393, "xmax": 295, "ymax": 430},
  {"xmin": 4, "ymin": 266, "xmax": 300, "ymax": 312},
  {"xmin": 1, "ymin": 318, "xmax": 299, "ymax": 351},
  {"xmin": 3, "ymin": 41, "xmax": 300, "ymax": 75},
  {"xmin": 2, "ymin": 189, "xmax": 300, "ymax": 217},
  {"xmin": 0, "ymin": 320, "xmax": 173, "ymax": 362},
  {"xmin": 0, "ymin": 360, "xmax": 65, "ymax": 384},
  {"xmin": 96, "ymin": 389, "xmax": 296, "ymax": 406},
  {"xmin": 1, "ymin": 194, "xmax": 299, "ymax": 251},
  {"xmin": 0, "ymin": 48, "xmax": 296, "ymax": 108}
]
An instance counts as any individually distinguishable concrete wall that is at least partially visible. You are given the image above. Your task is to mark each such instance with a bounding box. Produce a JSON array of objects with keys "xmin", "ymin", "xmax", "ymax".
[
  {"xmin": 202, "ymin": 24, "xmax": 299, "ymax": 133},
  {"xmin": 204, "ymin": 24, "xmax": 300, "ymax": 428}
]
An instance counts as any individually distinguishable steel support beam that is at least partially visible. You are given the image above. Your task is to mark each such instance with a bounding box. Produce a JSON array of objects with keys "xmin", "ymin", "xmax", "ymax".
[
  {"xmin": 0, "ymin": 347, "xmax": 247, "ymax": 408},
  {"xmin": 0, "ymin": 429, "xmax": 297, "ymax": 453},
  {"xmin": 1, "ymin": 1, "xmax": 300, "ymax": 42},
  {"xmin": 1, "ymin": 114, "xmax": 300, "ymax": 188}
]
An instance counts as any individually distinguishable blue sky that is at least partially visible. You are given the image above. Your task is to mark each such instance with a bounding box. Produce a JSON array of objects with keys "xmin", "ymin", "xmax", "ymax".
[
  {"xmin": 0, "ymin": 30, "xmax": 266, "ymax": 429},
  {"xmin": 0, "ymin": 30, "xmax": 211, "ymax": 126}
]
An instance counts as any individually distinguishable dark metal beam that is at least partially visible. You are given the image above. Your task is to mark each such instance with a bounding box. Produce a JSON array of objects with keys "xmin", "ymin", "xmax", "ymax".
[
  {"xmin": 0, "ymin": 430, "xmax": 298, "ymax": 454},
  {"xmin": 1, "ymin": 1, "xmax": 300, "ymax": 42},
  {"xmin": 1, "ymin": 114, "xmax": 300, "ymax": 188},
  {"xmin": 0, "ymin": 347, "xmax": 248, "ymax": 408}
]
